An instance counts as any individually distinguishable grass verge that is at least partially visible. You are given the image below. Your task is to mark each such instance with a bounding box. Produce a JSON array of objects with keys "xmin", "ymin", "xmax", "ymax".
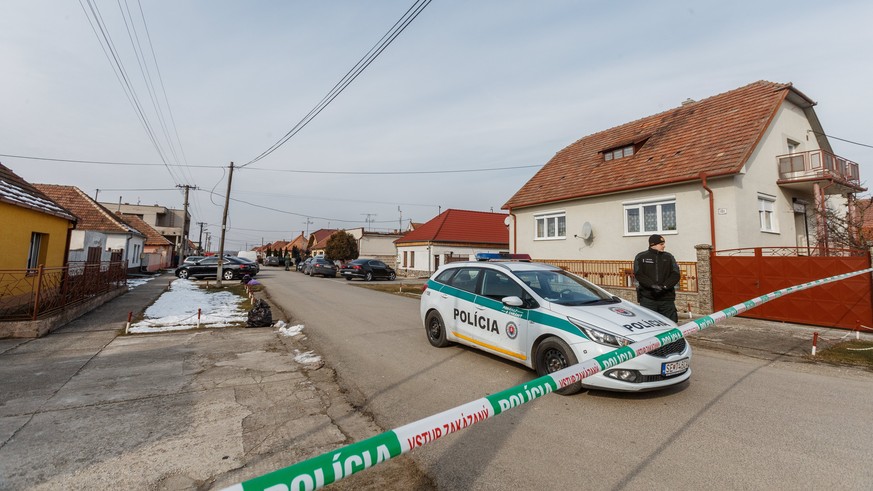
[
  {"xmin": 351, "ymin": 282, "xmax": 424, "ymax": 298},
  {"xmin": 816, "ymin": 340, "xmax": 873, "ymax": 370}
]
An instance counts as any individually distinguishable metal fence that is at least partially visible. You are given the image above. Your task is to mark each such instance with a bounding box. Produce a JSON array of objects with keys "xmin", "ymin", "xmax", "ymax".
[
  {"xmin": 535, "ymin": 258, "xmax": 698, "ymax": 292},
  {"xmin": 0, "ymin": 261, "xmax": 128, "ymax": 321}
]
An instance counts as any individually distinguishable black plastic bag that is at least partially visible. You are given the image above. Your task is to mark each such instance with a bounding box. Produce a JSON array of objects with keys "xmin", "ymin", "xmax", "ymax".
[{"xmin": 247, "ymin": 299, "xmax": 273, "ymax": 327}]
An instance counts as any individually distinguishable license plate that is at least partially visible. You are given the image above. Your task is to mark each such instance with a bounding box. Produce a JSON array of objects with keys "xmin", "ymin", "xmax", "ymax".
[{"xmin": 661, "ymin": 358, "xmax": 689, "ymax": 376}]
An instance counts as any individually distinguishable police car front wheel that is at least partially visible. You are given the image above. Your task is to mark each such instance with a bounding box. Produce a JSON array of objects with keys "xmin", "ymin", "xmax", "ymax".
[
  {"xmin": 535, "ymin": 338, "xmax": 582, "ymax": 395},
  {"xmin": 425, "ymin": 311, "xmax": 451, "ymax": 348}
]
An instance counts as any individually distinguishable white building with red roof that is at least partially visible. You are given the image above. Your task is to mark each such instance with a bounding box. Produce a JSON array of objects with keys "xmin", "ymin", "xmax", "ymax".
[
  {"xmin": 394, "ymin": 209, "xmax": 509, "ymax": 276},
  {"xmin": 503, "ymin": 81, "xmax": 864, "ymax": 261},
  {"xmin": 34, "ymin": 184, "xmax": 146, "ymax": 271}
]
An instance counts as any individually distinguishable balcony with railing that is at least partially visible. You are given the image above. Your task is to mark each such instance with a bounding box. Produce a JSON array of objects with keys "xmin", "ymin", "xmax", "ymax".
[{"xmin": 777, "ymin": 149, "xmax": 863, "ymax": 194}]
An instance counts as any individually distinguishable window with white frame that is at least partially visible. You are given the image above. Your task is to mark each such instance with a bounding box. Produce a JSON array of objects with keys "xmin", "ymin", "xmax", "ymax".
[
  {"xmin": 758, "ymin": 194, "xmax": 777, "ymax": 232},
  {"xmin": 624, "ymin": 199, "xmax": 676, "ymax": 234},
  {"xmin": 534, "ymin": 212, "xmax": 566, "ymax": 239}
]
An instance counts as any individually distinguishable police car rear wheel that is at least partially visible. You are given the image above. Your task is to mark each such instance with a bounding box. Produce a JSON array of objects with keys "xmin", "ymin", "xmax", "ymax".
[
  {"xmin": 535, "ymin": 338, "xmax": 582, "ymax": 395},
  {"xmin": 425, "ymin": 311, "xmax": 450, "ymax": 347}
]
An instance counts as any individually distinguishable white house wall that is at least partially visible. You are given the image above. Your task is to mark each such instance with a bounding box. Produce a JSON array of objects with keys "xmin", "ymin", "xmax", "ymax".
[
  {"xmin": 729, "ymin": 100, "xmax": 821, "ymax": 250},
  {"xmin": 359, "ymin": 235, "xmax": 400, "ymax": 257},
  {"xmin": 67, "ymin": 230, "xmax": 107, "ymax": 262},
  {"xmin": 397, "ymin": 244, "xmax": 507, "ymax": 274},
  {"xmin": 509, "ymin": 183, "xmax": 709, "ymax": 263}
]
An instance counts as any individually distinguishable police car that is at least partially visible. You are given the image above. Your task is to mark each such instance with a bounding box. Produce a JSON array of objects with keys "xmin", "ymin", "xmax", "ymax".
[{"xmin": 419, "ymin": 253, "xmax": 691, "ymax": 394}]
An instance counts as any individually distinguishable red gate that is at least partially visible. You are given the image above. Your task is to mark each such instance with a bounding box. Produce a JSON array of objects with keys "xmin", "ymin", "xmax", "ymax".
[{"xmin": 712, "ymin": 247, "xmax": 872, "ymax": 330}]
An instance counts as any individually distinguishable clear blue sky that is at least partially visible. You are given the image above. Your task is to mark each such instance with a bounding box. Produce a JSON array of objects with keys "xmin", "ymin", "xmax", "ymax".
[{"xmin": 3, "ymin": 0, "xmax": 872, "ymax": 250}]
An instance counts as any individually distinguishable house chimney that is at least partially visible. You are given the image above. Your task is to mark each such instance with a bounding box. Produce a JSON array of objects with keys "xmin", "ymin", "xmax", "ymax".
[{"xmin": 681, "ymin": 98, "xmax": 696, "ymax": 106}]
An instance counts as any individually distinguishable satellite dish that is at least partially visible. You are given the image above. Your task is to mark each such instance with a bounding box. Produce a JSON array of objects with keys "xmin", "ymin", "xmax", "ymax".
[
  {"xmin": 503, "ymin": 216, "xmax": 512, "ymax": 226},
  {"xmin": 580, "ymin": 222, "xmax": 593, "ymax": 240}
]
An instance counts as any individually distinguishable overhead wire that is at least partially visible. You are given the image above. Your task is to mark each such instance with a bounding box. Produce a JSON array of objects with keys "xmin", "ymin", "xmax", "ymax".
[
  {"xmin": 131, "ymin": 0, "xmax": 198, "ymax": 187},
  {"xmin": 78, "ymin": 0, "xmax": 180, "ymax": 185},
  {"xmin": 199, "ymin": 189, "xmax": 411, "ymax": 225},
  {"xmin": 0, "ymin": 152, "xmax": 542, "ymax": 175},
  {"xmin": 809, "ymin": 130, "xmax": 873, "ymax": 150},
  {"xmin": 240, "ymin": 0, "xmax": 433, "ymax": 168}
]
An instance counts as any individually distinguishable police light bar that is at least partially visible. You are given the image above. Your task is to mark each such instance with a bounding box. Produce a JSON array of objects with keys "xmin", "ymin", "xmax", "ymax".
[{"xmin": 475, "ymin": 253, "xmax": 532, "ymax": 262}]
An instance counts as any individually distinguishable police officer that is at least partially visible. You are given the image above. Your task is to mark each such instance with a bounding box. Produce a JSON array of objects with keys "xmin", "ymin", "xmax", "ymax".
[{"xmin": 633, "ymin": 234, "xmax": 681, "ymax": 322}]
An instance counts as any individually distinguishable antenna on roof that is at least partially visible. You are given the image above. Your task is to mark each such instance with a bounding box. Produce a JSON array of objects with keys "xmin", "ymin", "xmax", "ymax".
[{"xmin": 681, "ymin": 98, "xmax": 696, "ymax": 106}]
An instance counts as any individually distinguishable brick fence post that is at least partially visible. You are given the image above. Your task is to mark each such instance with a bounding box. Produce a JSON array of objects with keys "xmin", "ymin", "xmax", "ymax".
[{"xmin": 695, "ymin": 244, "xmax": 713, "ymax": 314}]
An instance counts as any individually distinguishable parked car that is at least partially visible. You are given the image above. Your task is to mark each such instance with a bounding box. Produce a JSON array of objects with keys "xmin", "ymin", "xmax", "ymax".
[
  {"xmin": 307, "ymin": 257, "xmax": 338, "ymax": 278},
  {"xmin": 297, "ymin": 257, "xmax": 313, "ymax": 273},
  {"xmin": 419, "ymin": 255, "xmax": 691, "ymax": 394},
  {"xmin": 182, "ymin": 255, "xmax": 204, "ymax": 265},
  {"xmin": 340, "ymin": 259, "xmax": 397, "ymax": 281},
  {"xmin": 265, "ymin": 256, "xmax": 282, "ymax": 266},
  {"xmin": 175, "ymin": 256, "xmax": 259, "ymax": 280},
  {"xmin": 231, "ymin": 255, "xmax": 260, "ymax": 275}
]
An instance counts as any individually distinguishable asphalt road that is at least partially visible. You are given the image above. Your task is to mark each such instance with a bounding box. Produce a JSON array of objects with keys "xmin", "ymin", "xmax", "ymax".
[{"xmin": 261, "ymin": 268, "xmax": 873, "ymax": 490}]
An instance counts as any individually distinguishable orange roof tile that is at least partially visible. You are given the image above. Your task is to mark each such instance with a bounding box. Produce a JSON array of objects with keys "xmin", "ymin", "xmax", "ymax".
[
  {"xmin": 503, "ymin": 81, "xmax": 793, "ymax": 210},
  {"xmin": 35, "ymin": 184, "xmax": 139, "ymax": 234},
  {"xmin": 118, "ymin": 214, "xmax": 173, "ymax": 246},
  {"xmin": 395, "ymin": 209, "xmax": 508, "ymax": 245},
  {"xmin": 309, "ymin": 229, "xmax": 338, "ymax": 250}
]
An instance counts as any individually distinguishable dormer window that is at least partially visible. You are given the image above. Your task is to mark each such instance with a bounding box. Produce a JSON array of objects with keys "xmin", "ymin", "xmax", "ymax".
[{"xmin": 603, "ymin": 145, "xmax": 635, "ymax": 161}]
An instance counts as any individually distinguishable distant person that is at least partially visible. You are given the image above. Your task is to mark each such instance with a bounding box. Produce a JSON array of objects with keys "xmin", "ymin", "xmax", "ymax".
[{"xmin": 633, "ymin": 234, "xmax": 681, "ymax": 322}]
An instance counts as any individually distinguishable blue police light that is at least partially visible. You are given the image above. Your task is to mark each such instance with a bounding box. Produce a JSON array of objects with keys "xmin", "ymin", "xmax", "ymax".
[{"xmin": 475, "ymin": 253, "xmax": 532, "ymax": 262}]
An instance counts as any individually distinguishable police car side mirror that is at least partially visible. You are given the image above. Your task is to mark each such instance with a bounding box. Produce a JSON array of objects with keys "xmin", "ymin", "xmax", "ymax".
[{"xmin": 502, "ymin": 296, "xmax": 524, "ymax": 307}]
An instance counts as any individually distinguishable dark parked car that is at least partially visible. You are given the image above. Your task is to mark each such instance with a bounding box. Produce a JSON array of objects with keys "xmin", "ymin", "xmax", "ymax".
[
  {"xmin": 231, "ymin": 255, "xmax": 260, "ymax": 275},
  {"xmin": 297, "ymin": 257, "xmax": 313, "ymax": 273},
  {"xmin": 307, "ymin": 257, "xmax": 338, "ymax": 278},
  {"xmin": 175, "ymin": 256, "xmax": 259, "ymax": 280},
  {"xmin": 264, "ymin": 256, "xmax": 282, "ymax": 266},
  {"xmin": 340, "ymin": 259, "xmax": 396, "ymax": 281}
]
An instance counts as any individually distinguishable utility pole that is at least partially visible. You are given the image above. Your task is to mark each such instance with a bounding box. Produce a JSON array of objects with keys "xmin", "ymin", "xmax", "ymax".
[
  {"xmin": 361, "ymin": 213, "xmax": 376, "ymax": 231},
  {"xmin": 205, "ymin": 232, "xmax": 211, "ymax": 253},
  {"xmin": 303, "ymin": 217, "xmax": 314, "ymax": 237},
  {"xmin": 398, "ymin": 206, "xmax": 402, "ymax": 233},
  {"xmin": 216, "ymin": 162, "xmax": 234, "ymax": 287},
  {"xmin": 196, "ymin": 222, "xmax": 206, "ymax": 254},
  {"xmin": 176, "ymin": 184, "xmax": 197, "ymax": 263}
]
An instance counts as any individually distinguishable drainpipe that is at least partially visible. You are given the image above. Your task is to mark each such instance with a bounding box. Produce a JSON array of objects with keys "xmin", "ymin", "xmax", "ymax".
[
  {"xmin": 700, "ymin": 172, "xmax": 716, "ymax": 250},
  {"xmin": 509, "ymin": 210, "xmax": 517, "ymax": 253}
]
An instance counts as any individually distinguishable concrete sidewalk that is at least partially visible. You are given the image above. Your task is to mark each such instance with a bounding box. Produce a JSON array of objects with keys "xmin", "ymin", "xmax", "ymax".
[
  {"xmin": 687, "ymin": 313, "xmax": 873, "ymax": 362},
  {"xmin": 0, "ymin": 273, "xmax": 431, "ymax": 490}
]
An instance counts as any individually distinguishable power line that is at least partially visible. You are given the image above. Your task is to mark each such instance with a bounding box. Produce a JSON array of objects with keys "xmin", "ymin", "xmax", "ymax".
[
  {"xmin": 241, "ymin": 0, "xmax": 433, "ymax": 168},
  {"xmin": 810, "ymin": 130, "xmax": 873, "ymax": 150},
  {"xmin": 0, "ymin": 152, "xmax": 542, "ymax": 175},
  {"xmin": 200, "ymin": 189, "xmax": 408, "ymax": 224},
  {"xmin": 78, "ymin": 0, "xmax": 180, "ymax": 184}
]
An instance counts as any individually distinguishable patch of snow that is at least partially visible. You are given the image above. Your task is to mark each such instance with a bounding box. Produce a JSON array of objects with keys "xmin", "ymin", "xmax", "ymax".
[
  {"xmin": 127, "ymin": 276, "xmax": 155, "ymax": 290},
  {"xmin": 274, "ymin": 320, "xmax": 286, "ymax": 329},
  {"xmin": 293, "ymin": 350, "xmax": 322, "ymax": 366},
  {"xmin": 277, "ymin": 324, "xmax": 305, "ymax": 337},
  {"xmin": 129, "ymin": 279, "xmax": 247, "ymax": 333}
]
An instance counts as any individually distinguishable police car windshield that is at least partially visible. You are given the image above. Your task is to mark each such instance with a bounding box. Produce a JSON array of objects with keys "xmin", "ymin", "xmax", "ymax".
[{"xmin": 512, "ymin": 270, "xmax": 616, "ymax": 306}]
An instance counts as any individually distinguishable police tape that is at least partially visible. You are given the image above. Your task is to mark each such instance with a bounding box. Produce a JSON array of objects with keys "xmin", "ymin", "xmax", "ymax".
[{"xmin": 221, "ymin": 267, "xmax": 873, "ymax": 491}]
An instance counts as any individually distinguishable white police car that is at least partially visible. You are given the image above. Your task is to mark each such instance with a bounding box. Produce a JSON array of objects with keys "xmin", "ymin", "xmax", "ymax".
[{"xmin": 420, "ymin": 254, "xmax": 691, "ymax": 394}]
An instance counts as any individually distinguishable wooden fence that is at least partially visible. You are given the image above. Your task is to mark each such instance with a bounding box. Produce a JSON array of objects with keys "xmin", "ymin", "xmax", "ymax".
[{"xmin": 535, "ymin": 258, "xmax": 698, "ymax": 292}]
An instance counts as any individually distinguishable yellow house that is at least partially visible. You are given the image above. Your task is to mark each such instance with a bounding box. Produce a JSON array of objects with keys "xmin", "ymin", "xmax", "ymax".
[{"xmin": 0, "ymin": 163, "xmax": 77, "ymax": 270}]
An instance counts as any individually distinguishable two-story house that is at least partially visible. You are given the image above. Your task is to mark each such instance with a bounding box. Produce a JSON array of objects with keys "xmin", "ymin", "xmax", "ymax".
[{"xmin": 503, "ymin": 81, "xmax": 864, "ymax": 262}]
